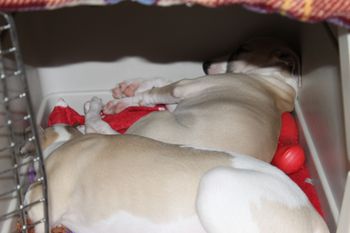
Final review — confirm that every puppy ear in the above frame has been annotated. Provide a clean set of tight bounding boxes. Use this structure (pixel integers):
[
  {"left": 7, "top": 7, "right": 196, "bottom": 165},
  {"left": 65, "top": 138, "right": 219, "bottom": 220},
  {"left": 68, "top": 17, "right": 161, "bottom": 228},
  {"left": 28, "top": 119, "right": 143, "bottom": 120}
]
[
  {"left": 272, "top": 49, "right": 299, "bottom": 70},
  {"left": 272, "top": 48, "right": 301, "bottom": 89},
  {"left": 203, "top": 54, "right": 231, "bottom": 75}
]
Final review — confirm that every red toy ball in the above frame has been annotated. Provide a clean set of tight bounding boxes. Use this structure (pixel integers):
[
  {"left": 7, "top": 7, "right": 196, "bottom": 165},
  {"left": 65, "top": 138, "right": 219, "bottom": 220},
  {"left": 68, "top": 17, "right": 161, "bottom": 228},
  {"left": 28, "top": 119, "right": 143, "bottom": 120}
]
[
  {"left": 272, "top": 112, "right": 306, "bottom": 174},
  {"left": 272, "top": 145, "right": 305, "bottom": 174}
]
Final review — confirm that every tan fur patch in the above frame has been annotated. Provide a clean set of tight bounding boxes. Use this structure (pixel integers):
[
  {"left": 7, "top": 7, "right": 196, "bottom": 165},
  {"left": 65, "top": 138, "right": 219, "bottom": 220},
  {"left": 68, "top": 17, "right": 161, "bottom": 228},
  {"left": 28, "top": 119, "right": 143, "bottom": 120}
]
[
  {"left": 45, "top": 134, "right": 232, "bottom": 224},
  {"left": 64, "top": 126, "right": 82, "bottom": 138},
  {"left": 41, "top": 128, "right": 59, "bottom": 150}
]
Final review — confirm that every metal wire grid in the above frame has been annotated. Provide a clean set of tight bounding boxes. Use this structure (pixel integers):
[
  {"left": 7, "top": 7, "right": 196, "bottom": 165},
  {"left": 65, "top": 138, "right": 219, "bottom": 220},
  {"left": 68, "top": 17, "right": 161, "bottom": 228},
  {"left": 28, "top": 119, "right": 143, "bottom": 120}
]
[{"left": 0, "top": 13, "right": 49, "bottom": 233}]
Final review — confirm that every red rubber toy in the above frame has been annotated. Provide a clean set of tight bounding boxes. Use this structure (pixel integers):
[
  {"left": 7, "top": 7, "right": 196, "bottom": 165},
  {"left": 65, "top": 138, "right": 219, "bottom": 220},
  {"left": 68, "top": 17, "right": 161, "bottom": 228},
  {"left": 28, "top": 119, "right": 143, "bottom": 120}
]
[{"left": 272, "top": 112, "right": 305, "bottom": 174}]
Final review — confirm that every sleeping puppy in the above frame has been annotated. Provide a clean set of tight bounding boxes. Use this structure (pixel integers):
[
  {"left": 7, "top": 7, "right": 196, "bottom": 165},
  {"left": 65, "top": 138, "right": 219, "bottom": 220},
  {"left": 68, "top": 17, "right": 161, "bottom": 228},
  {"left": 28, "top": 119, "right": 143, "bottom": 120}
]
[
  {"left": 25, "top": 123, "right": 329, "bottom": 233},
  {"left": 101, "top": 38, "right": 300, "bottom": 162}
]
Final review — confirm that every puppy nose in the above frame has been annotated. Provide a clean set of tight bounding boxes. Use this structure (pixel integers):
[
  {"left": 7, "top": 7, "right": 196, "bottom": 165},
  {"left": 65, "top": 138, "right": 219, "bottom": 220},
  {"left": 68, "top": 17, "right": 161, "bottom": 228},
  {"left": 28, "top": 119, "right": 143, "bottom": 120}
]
[{"left": 202, "top": 61, "right": 211, "bottom": 74}]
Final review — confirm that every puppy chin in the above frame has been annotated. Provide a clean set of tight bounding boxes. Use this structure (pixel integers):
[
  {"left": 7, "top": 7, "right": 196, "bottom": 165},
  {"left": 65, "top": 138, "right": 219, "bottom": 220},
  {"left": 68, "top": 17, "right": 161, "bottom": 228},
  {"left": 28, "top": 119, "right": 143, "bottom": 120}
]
[
  {"left": 203, "top": 54, "right": 232, "bottom": 75},
  {"left": 226, "top": 60, "right": 258, "bottom": 74},
  {"left": 206, "top": 62, "right": 228, "bottom": 75}
]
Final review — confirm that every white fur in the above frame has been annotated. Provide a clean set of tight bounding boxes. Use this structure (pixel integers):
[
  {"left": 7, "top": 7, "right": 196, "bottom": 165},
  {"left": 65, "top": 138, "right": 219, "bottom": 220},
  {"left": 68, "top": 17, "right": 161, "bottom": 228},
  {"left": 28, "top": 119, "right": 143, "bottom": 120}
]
[
  {"left": 61, "top": 211, "right": 206, "bottom": 233},
  {"left": 133, "top": 78, "right": 170, "bottom": 95},
  {"left": 196, "top": 159, "right": 312, "bottom": 233},
  {"left": 180, "top": 145, "right": 308, "bottom": 208},
  {"left": 230, "top": 155, "right": 309, "bottom": 208},
  {"left": 178, "top": 145, "right": 315, "bottom": 233},
  {"left": 197, "top": 167, "right": 261, "bottom": 233},
  {"left": 43, "top": 125, "right": 72, "bottom": 159},
  {"left": 55, "top": 98, "right": 68, "bottom": 107},
  {"left": 206, "top": 61, "right": 228, "bottom": 75},
  {"left": 84, "top": 97, "right": 118, "bottom": 135}
]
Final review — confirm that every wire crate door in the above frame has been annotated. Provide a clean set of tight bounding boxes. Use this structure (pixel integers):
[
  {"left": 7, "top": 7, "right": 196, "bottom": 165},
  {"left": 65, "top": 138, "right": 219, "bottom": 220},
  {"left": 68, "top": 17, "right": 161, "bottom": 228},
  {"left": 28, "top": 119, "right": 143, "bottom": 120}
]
[{"left": 0, "top": 12, "right": 49, "bottom": 233}]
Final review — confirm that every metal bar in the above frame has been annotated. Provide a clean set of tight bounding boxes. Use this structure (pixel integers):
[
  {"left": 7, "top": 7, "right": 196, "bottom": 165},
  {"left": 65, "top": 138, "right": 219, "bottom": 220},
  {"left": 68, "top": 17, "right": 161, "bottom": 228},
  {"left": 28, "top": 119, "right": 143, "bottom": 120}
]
[
  {"left": 22, "top": 218, "right": 47, "bottom": 233},
  {"left": 4, "top": 13, "right": 50, "bottom": 233},
  {"left": 0, "top": 115, "right": 31, "bottom": 130},
  {"left": 0, "top": 143, "right": 13, "bottom": 152},
  {"left": 0, "top": 173, "right": 42, "bottom": 199},
  {"left": 0, "top": 154, "right": 11, "bottom": 158},
  {"left": 0, "top": 24, "right": 10, "bottom": 31},
  {"left": 0, "top": 69, "right": 22, "bottom": 79},
  {"left": 0, "top": 12, "right": 49, "bottom": 233},
  {"left": 0, "top": 113, "right": 31, "bottom": 128},
  {"left": 0, "top": 198, "right": 45, "bottom": 222},
  {"left": 0, "top": 47, "right": 16, "bottom": 56},
  {"left": 0, "top": 156, "right": 36, "bottom": 176},
  {"left": 0, "top": 187, "right": 17, "bottom": 199},
  {"left": 338, "top": 28, "right": 350, "bottom": 162},
  {"left": 0, "top": 92, "right": 26, "bottom": 105}
]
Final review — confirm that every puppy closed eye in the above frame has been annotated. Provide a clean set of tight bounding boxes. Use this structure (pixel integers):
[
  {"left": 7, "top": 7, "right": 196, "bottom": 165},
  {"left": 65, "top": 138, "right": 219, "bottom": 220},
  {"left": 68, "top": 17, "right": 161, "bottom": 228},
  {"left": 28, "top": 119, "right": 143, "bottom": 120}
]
[
  {"left": 227, "top": 45, "right": 252, "bottom": 63},
  {"left": 272, "top": 49, "right": 296, "bottom": 67}
]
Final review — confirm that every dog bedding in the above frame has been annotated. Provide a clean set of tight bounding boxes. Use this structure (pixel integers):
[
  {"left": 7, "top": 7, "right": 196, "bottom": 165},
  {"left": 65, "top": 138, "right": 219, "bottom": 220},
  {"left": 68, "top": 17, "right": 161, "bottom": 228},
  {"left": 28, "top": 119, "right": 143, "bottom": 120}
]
[{"left": 0, "top": 0, "right": 349, "bottom": 29}]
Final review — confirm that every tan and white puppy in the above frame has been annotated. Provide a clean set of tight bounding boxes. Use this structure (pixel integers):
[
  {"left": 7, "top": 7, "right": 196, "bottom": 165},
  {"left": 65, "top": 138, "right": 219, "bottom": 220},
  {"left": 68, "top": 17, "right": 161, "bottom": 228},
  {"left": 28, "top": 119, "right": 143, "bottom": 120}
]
[
  {"left": 25, "top": 123, "right": 329, "bottom": 233},
  {"left": 101, "top": 38, "right": 300, "bottom": 163}
]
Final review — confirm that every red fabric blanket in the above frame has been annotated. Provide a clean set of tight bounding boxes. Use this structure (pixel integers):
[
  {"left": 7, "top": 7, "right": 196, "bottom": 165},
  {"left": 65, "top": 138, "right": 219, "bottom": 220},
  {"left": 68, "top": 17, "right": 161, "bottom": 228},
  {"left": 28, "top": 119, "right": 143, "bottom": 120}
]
[
  {"left": 0, "top": 0, "right": 349, "bottom": 29},
  {"left": 48, "top": 104, "right": 163, "bottom": 134},
  {"left": 48, "top": 100, "right": 323, "bottom": 215}
]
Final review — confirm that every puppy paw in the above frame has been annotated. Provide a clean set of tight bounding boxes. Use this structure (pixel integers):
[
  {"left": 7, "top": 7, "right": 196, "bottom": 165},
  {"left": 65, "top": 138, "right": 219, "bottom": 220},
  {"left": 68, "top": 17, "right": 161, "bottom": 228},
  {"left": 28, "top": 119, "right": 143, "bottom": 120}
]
[
  {"left": 103, "top": 99, "right": 130, "bottom": 114},
  {"left": 112, "top": 81, "right": 141, "bottom": 99},
  {"left": 84, "top": 96, "right": 103, "bottom": 115},
  {"left": 111, "top": 78, "right": 169, "bottom": 99}
]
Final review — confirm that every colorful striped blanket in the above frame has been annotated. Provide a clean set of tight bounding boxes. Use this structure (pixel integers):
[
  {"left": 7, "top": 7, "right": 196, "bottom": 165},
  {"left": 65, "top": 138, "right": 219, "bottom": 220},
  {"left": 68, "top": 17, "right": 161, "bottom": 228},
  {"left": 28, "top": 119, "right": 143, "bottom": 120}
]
[{"left": 0, "top": 0, "right": 349, "bottom": 28}]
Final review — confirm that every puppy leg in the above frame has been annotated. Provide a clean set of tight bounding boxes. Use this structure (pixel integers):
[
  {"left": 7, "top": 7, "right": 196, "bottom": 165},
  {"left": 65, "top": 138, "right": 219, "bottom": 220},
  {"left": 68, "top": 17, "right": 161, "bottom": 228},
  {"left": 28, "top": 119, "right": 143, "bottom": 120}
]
[
  {"left": 103, "top": 80, "right": 185, "bottom": 114},
  {"left": 197, "top": 167, "right": 260, "bottom": 233},
  {"left": 84, "top": 97, "right": 118, "bottom": 135},
  {"left": 112, "top": 78, "right": 170, "bottom": 99},
  {"left": 24, "top": 185, "right": 46, "bottom": 233},
  {"left": 103, "top": 77, "right": 215, "bottom": 114},
  {"left": 104, "top": 78, "right": 172, "bottom": 114},
  {"left": 196, "top": 163, "right": 329, "bottom": 233}
]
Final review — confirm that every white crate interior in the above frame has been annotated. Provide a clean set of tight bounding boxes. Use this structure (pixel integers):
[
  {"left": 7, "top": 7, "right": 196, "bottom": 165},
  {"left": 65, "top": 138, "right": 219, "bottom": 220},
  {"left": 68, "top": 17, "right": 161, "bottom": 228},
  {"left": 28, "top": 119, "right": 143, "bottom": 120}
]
[{"left": 0, "top": 2, "right": 348, "bottom": 232}]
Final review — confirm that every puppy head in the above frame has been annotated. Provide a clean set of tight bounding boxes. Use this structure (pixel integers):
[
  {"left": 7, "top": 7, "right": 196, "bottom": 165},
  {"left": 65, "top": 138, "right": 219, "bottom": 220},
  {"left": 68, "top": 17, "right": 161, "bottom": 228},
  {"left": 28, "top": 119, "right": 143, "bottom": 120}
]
[{"left": 204, "top": 38, "right": 301, "bottom": 91}]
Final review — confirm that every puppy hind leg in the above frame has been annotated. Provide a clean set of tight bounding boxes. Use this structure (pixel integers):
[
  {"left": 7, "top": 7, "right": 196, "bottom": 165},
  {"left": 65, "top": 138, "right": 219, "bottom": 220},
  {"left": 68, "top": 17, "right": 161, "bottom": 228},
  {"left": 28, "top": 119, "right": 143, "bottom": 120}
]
[
  {"left": 105, "top": 78, "right": 172, "bottom": 113},
  {"left": 196, "top": 165, "right": 328, "bottom": 233},
  {"left": 105, "top": 81, "right": 185, "bottom": 113},
  {"left": 84, "top": 97, "right": 118, "bottom": 135},
  {"left": 104, "top": 78, "right": 210, "bottom": 114},
  {"left": 112, "top": 78, "right": 171, "bottom": 98},
  {"left": 137, "top": 78, "right": 202, "bottom": 104},
  {"left": 24, "top": 186, "right": 47, "bottom": 233},
  {"left": 127, "top": 78, "right": 212, "bottom": 111},
  {"left": 135, "top": 78, "right": 171, "bottom": 94},
  {"left": 196, "top": 167, "right": 260, "bottom": 233},
  {"left": 112, "top": 81, "right": 140, "bottom": 98}
]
